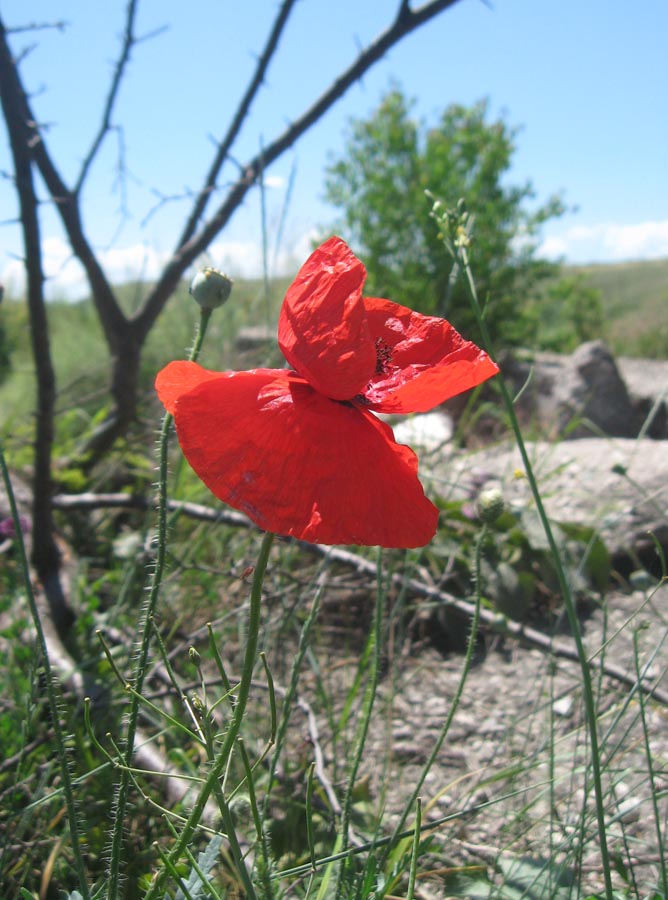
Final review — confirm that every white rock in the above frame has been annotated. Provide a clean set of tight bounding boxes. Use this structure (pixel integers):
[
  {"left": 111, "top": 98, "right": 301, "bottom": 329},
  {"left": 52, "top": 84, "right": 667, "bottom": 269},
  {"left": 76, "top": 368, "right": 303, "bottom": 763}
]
[
  {"left": 392, "top": 412, "right": 453, "bottom": 451},
  {"left": 552, "top": 695, "right": 575, "bottom": 718}
]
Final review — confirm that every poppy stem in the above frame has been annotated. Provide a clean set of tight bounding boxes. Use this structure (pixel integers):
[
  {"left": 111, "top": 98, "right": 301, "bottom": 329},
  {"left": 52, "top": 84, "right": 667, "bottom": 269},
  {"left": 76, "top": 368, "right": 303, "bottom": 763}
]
[
  {"left": 106, "top": 306, "right": 216, "bottom": 900},
  {"left": 144, "top": 530, "right": 274, "bottom": 900},
  {"left": 334, "top": 548, "right": 385, "bottom": 898},
  {"left": 189, "top": 307, "right": 213, "bottom": 363},
  {"left": 457, "top": 240, "right": 615, "bottom": 900},
  {"left": 380, "top": 529, "right": 485, "bottom": 867}
]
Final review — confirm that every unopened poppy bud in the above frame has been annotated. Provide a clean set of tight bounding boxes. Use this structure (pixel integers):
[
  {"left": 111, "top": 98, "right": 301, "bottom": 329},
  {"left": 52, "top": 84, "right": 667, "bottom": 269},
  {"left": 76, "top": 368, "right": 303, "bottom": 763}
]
[
  {"left": 189, "top": 647, "right": 201, "bottom": 668},
  {"left": 189, "top": 267, "right": 233, "bottom": 310},
  {"left": 477, "top": 487, "right": 505, "bottom": 524}
]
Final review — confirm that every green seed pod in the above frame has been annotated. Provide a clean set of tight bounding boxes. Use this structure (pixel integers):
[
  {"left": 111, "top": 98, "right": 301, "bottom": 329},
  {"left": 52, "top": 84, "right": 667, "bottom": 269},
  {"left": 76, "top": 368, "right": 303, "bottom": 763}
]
[
  {"left": 477, "top": 487, "right": 505, "bottom": 524},
  {"left": 189, "top": 267, "right": 233, "bottom": 310}
]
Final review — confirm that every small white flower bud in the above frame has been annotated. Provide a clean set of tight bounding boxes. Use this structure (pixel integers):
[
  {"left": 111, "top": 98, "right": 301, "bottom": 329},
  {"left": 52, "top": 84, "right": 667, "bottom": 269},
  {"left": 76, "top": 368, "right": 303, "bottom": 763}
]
[{"left": 189, "top": 267, "right": 233, "bottom": 310}]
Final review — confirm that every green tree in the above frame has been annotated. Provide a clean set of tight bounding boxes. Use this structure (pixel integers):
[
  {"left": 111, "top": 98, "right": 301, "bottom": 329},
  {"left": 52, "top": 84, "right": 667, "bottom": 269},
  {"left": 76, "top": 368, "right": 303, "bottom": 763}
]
[
  {"left": 537, "top": 275, "right": 605, "bottom": 352},
  {"left": 324, "top": 89, "right": 565, "bottom": 348}
]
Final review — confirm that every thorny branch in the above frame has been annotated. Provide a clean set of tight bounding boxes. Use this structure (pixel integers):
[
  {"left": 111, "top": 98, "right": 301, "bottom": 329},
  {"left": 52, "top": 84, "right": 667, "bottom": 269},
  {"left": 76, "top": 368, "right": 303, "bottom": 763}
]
[
  {"left": 76, "top": 0, "right": 140, "bottom": 192},
  {"left": 5, "top": 20, "right": 67, "bottom": 35},
  {"left": 1, "top": 0, "right": 464, "bottom": 459},
  {"left": 52, "top": 490, "right": 668, "bottom": 706},
  {"left": 176, "top": 0, "right": 300, "bottom": 248},
  {"left": 134, "top": 0, "right": 464, "bottom": 341},
  {"left": 0, "top": 26, "right": 67, "bottom": 628}
]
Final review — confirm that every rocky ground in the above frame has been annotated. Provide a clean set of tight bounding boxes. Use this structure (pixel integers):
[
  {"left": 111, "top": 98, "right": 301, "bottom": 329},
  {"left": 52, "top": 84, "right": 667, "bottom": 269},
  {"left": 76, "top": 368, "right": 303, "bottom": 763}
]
[
  {"left": 356, "top": 580, "right": 668, "bottom": 897},
  {"left": 355, "top": 363, "right": 668, "bottom": 896}
]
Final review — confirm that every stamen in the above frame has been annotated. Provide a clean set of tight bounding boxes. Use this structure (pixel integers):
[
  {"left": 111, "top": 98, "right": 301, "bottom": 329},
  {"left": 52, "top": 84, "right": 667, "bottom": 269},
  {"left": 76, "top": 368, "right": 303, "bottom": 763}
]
[{"left": 375, "top": 337, "right": 393, "bottom": 375}]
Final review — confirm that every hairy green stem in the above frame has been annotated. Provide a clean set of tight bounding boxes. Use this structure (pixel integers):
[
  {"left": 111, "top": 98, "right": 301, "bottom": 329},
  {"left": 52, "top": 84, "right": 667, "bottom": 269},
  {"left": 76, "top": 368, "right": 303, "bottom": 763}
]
[
  {"left": 144, "top": 529, "right": 274, "bottom": 900},
  {"left": 256, "top": 573, "right": 326, "bottom": 899},
  {"left": 633, "top": 630, "right": 667, "bottom": 898},
  {"left": 106, "top": 308, "right": 212, "bottom": 900},
  {"left": 458, "top": 243, "right": 614, "bottom": 899},
  {"left": 198, "top": 692, "right": 258, "bottom": 900},
  {"left": 406, "top": 798, "right": 422, "bottom": 900},
  {"left": 1, "top": 448, "right": 91, "bottom": 899},
  {"left": 334, "top": 550, "right": 385, "bottom": 900},
  {"left": 381, "top": 524, "right": 486, "bottom": 865}
]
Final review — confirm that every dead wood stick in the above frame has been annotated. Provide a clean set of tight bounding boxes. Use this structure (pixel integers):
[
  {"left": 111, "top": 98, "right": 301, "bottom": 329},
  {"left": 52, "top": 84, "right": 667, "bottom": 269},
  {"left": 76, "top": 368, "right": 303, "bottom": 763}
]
[{"left": 52, "top": 491, "right": 668, "bottom": 705}]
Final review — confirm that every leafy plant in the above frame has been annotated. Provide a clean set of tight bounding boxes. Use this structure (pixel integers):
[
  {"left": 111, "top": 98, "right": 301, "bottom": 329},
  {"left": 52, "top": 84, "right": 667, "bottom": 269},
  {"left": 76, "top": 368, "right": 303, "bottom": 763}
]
[{"left": 323, "top": 89, "right": 565, "bottom": 348}]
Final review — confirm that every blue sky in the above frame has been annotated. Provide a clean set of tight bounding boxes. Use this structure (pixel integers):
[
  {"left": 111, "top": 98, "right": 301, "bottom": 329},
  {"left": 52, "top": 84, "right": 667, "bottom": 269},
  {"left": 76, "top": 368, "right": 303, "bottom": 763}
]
[{"left": 1, "top": 0, "right": 667, "bottom": 297}]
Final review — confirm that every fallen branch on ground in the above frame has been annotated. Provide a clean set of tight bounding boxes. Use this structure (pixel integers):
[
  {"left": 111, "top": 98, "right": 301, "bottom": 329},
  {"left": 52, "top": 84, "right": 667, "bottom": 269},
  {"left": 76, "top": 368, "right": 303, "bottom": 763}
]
[{"left": 53, "top": 491, "right": 668, "bottom": 705}]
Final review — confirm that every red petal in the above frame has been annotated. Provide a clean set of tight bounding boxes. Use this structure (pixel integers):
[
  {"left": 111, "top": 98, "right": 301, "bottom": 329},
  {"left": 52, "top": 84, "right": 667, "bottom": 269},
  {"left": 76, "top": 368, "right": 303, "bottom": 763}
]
[
  {"left": 155, "top": 360, "right": 224, "bottom": 414},
  {"left": 278, "top": 237, "right": 376, "bottom": 401},
  {"left": 171, "top": 369, "right": 438, "bottom": 548},
  {"left": 361, "top": 297, "right": 499, "bottom": 413}
]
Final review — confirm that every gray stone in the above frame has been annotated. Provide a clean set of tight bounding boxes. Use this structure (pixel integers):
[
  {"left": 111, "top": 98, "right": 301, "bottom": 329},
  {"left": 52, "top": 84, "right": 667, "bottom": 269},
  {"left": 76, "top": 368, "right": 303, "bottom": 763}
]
[
  {"left": 502, "top": 341, "right": 637, "bottom": 439},
  {"left": 617, "top": 355, "right": 668, "bottom": 438},
  {"left": 433, "top": 437, "right": 668, "bottom": 565},
  {"left": 551, "top": 340, "right": 637, "bottom": 438}
]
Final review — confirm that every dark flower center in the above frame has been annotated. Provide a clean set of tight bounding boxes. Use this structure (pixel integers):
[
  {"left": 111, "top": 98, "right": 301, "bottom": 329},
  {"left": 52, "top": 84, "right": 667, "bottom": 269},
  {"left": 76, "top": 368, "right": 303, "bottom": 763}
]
[{"left": 375, "top": 337, "right": 393, "bottom": 375}]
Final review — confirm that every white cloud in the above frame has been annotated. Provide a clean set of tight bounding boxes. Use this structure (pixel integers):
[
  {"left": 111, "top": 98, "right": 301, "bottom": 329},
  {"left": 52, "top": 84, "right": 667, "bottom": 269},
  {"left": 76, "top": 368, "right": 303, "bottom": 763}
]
[
  {"left": 0, "top": 237, "right": 87, "bottom": 300},
  {"left": 99, "top": 244, "right": 171, "bottom": 283},
  {"left": 13, "top": 218, "right": 667, "bottom": 301},
  {"left": 1, "top": 231, "right": 319, "bottom": 300},
  {"left": 207, "top": 230, "right": 318, "bottom": 280},
  {"left": 535, "top": 235, "right": 569, "bottom": 259},
  {"left": 262, "top": 175, "right": 285, "bottom": 190},
  {"left": 539, "top": 219, "right": 668, "bottom": 264},
  {"left": 1, "top": 237, "right": 172, "bottom": 300},
  {"left": 603, "top": 221, "right": 668, "bottom": 259},
  {"left": 0, "top": 257, "right": 26, "bottom": 298}
]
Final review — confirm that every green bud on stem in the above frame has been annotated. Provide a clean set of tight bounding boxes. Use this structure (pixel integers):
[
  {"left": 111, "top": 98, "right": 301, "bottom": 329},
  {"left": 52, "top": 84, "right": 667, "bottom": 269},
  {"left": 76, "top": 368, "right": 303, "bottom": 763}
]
[
  {"left": 189, "top": 267, "right": 233, "bottom": 310},
  {"left": 477, "top": 487, "right": 505, "bottom": 524}
]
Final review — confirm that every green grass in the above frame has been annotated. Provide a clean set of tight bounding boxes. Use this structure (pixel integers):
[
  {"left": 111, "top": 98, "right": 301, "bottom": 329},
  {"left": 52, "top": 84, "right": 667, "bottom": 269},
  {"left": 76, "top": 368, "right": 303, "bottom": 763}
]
[
  {"left": 566, "top": 257, "right": 668, "bottom": 357},
  {"left": 0, "top": 275, "right": 291, "bottom": 444}
]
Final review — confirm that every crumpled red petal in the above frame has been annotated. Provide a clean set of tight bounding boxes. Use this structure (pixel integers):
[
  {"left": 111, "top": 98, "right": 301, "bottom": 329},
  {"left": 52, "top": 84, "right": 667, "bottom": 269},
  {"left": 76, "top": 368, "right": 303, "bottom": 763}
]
[
  {"left": 278, "top": 236, "right": 376, "bottom": 401},
  {"left": 360, "top": 297, "right": 499, "bottom": 413},
  {"left": 167, "top": 368, "right": 439, "bottom": 548},
  {"left": 155, "top": 360, "right": 229, "bottom": 414}
]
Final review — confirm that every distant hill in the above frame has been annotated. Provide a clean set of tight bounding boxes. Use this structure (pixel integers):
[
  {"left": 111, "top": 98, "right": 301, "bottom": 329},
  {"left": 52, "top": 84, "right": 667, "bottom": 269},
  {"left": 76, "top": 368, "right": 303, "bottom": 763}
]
[{"left": 565, "top": 257, "right": 668, "bottom": 358}]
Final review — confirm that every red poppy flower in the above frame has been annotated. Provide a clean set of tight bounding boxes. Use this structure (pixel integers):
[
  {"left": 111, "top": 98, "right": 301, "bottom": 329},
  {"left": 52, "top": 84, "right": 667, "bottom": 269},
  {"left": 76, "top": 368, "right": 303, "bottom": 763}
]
[{"left": 156, "top": 237, "right": 498, "bottom": 548}]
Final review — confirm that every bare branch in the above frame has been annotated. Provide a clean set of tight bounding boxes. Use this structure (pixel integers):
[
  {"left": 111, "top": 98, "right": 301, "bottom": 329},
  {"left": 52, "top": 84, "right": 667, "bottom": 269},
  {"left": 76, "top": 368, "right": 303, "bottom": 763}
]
[
  {"left": 52, "top": 490, "right": 251, "bottom": 529},
  {"left": 51, "top": 490, "right": 668, "bottom": 706},
  {"left": 0, "top": 17, "right": 127, "bottom": 343},
  {"left": 140, "top": 186, "right": 200, "bottom": 228},
  {"left": 135, "top": 0, "right": 463, "bottom": 338},
  {"left": 5, "top": 20, "right": 67, "bottom": 35},
  {"left": 75, "top": 0, "right": 140, "bottom": 193},
  {"left": 0, "top": 21, "right": 65, "bottom": 618},
  {"left": 396, "top": 0, "right": 412, "bottom": 24},
  {"left": 176, "top": 0, "right": 299, "bottom": 249},
  {"left": 3, "top": 0, "right": 465, "bottom": 454}
]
